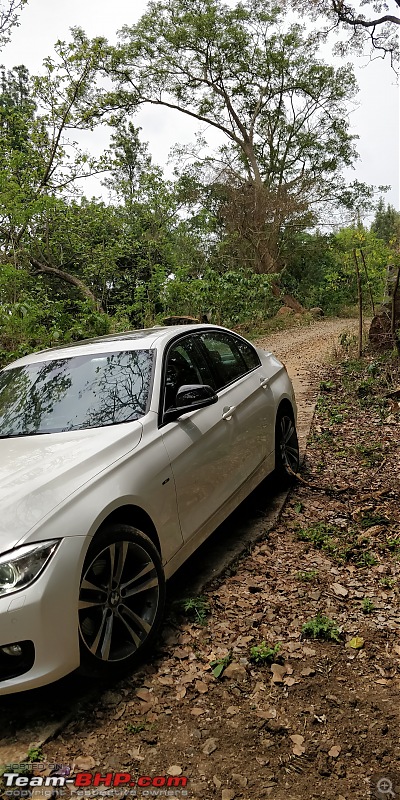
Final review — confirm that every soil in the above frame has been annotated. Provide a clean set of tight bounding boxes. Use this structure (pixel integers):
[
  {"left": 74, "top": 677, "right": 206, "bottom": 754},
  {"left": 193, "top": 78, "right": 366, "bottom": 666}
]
[
  {"left": 3, "top": 318, "right": 400, "bottom": 800},
  {"left": 254, "top": 317, "right": 360, "bottom": 456}
]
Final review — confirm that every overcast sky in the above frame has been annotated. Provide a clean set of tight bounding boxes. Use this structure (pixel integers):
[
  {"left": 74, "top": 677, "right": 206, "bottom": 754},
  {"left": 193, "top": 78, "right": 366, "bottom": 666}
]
[{"left": 2, "top": 0, "right": 399, "bottom": 214}]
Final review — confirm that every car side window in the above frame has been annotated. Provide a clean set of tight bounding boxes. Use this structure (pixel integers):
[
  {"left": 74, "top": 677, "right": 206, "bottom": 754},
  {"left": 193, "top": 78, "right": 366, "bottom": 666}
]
[
  {"left": 199, "top": 331, "right": 260, "bottom": 390},
  {"left": 235, "top": 338, "right": 261, "bottom": 371},
  {"left": 163, "top": 336, "right": 214, "bottom": 413}
]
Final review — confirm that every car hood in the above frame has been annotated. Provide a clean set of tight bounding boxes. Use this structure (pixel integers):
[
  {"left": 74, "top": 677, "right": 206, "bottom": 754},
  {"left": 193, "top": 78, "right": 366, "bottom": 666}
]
[{"left": 0, "top": 423, "right": 143, "bottom": 552}]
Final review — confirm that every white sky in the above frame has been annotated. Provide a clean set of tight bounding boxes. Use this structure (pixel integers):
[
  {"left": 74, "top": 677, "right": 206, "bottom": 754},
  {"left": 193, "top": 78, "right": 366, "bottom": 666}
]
[{"left": 2, "top": 0, "right": 399, "bottom": 214}]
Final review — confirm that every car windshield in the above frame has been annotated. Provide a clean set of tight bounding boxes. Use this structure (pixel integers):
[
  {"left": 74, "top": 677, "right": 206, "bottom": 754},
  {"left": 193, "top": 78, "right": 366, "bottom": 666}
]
[{"left": 0, "top": 349, "right": 154, "bottom": 437}]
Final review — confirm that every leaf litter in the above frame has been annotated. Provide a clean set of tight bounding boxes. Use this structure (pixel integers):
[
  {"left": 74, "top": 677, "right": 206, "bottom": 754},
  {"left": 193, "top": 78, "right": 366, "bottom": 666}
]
[{"left": 38, "top": 338, "right": 400, "bottom": 800}]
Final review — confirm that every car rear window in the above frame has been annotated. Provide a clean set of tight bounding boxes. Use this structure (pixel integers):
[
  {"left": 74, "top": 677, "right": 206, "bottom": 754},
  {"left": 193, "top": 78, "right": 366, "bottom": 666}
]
[{"left": 0, "top": 350, "right": 154, "bottom": 437}]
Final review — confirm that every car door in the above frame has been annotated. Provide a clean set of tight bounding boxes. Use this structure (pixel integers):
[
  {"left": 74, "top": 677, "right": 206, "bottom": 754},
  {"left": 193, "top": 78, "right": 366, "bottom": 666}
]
[
  {"left": 160, "top": 331, "right": 274, "bottom": 543},
  {"left": 197, "top": 330, "right": 275, "bottom": 490},
  {"left": 160, "top": 333, "right": 241, "bottom": 542}
]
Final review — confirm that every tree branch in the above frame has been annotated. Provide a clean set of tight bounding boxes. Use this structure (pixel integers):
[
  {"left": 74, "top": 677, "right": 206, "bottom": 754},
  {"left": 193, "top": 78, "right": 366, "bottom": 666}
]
[{"left": 30, "top": 258, "right": 103, "bottom": 311}]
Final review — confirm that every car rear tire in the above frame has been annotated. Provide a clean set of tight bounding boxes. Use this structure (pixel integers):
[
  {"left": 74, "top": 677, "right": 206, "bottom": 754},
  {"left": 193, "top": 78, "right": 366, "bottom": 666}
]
[
  {"left": 275, "top": 408, "right": 299, "bottom": 485},
  {"left": 78, "top": 524, "right": 165, "bottom": 678}
]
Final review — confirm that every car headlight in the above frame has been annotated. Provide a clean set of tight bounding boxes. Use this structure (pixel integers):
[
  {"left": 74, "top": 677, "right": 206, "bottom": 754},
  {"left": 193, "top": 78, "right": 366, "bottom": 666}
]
[{"left": 0, "top": 541, "right": 60, "bottom": 597}]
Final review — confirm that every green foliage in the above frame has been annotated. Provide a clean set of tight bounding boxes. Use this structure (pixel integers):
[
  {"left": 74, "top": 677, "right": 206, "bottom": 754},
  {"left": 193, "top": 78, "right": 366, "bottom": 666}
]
[
  {"left": 297, "top": 522, "right": 340, "bottom": 554},
  {"left": 249, "top": 641, "right": 281, "bottom": 664},
  {"left": 371, "top": 199, "right": 400, "bottom": 247},
  {"left": 126, "top": 723, "right": 146, "bottom": 734},
  {"left": 380, "top": 577, "right": 395, "bottom": 588},
  {"left": 0, "top": 6, "right": 393, "bottom": 348},
  {"left": 385, "top": 536, "right": 400, "bottom": 554},
  {"left": 357, "top": 551, "right": 378, "bottom": 567},
  {"left": 324, "top": 226, "right": 390, "bottom": 312},
  {"left": 296, "top": 569, "right": 319, "bottom": 582},
  {"left": 0, "top": 1, "right": 28, "bottom": 49},
  {"left": 94, "top": 0, "right": 365, "bottom": 276},
  {"left": 210, "top": 653, "right": 232, "bottom": 678},
  {"left": 296, "top": 521, "right": 378, "bottom": 567},
  {"left": 162, "top": 267, "right": 276, "bottom": 325},
  {"left": 362, "top": 597, "right": 375, "bottom": 613},
  {"left": 0, "top": 265, "right": 110, "bottom": 366},
  {"left": 355, "top": 443, "right": 384, "bottom": 467},
  {"left": 320, "top": 380, "right": 334, "bottom": 392},
  {"left": 176, "top": 596, "right": 210, "bottom": 624},
  {"left": 26, "top": 747, "right": 44, "bottom": 763},
  {"left": 301, "top": 613, "right": 341, "bottom": 642}
]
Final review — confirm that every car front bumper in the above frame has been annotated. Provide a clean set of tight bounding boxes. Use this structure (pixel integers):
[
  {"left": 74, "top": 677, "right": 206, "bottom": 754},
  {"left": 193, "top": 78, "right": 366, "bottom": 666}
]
[{"left": 0, "top": 536, "right": 86, "bottom": 694}]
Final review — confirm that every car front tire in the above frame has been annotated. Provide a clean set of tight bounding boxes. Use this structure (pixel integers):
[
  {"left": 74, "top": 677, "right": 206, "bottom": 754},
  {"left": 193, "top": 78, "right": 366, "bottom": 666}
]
[{"left": 78, "top": 524, "right": 165, "bottom": 678}]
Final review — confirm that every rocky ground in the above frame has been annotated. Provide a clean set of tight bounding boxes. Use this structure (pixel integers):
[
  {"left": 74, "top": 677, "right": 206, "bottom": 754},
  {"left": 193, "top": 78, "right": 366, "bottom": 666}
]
[{"left": 2, "top": 318, "right": 400, "bottom": 800}]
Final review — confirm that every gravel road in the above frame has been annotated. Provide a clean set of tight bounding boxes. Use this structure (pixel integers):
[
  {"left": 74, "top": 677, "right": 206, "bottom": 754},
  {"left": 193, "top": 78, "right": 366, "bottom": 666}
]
[{"left": 255, "top": 316, "right": 359, "bottom": 455}]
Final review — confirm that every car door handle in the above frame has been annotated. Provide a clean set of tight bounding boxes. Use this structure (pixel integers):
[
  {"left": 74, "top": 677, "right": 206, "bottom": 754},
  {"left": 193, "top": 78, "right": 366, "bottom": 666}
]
[
  {"left": 222, "top": 405, "right": 236, "bottom": 420},
  {"left": 260, "top": 376, "right": 270, "bottom": 388}
]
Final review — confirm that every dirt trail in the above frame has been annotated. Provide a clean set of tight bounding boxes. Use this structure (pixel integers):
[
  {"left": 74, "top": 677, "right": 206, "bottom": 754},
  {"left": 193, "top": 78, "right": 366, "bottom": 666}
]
[{"left": 255, "top": 317, "right": 359, "bottom": 455}]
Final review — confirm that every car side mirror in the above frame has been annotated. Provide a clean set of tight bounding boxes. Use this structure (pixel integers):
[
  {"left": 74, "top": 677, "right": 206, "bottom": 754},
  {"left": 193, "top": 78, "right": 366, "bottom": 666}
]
[
  {"left": 176, "top": 384, "right": 218, "bottom": 412},
  {"left": 164, "top": 384, "right": 218, "bottom": 422}
]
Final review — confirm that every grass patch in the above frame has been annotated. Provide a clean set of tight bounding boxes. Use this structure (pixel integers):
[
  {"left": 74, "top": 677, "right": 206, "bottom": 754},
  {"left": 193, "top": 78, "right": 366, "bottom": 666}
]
[
  {"left": 296, "top": 522, "right": 379, "bottom": 567},
  {"left": 380, "top": 577, "right": 396, "bottom": 588},
  {"left": 26, "top": 747, "right": 44, "bottom": 763},
  {"left": 355, "top": 444, "right": 384, "bottom": 467}
]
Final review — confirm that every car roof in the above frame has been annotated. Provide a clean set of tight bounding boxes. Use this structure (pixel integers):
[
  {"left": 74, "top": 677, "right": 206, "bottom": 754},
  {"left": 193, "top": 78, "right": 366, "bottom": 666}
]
[{"left": 2, "top": 325, "right": 234, "bottom": 369}]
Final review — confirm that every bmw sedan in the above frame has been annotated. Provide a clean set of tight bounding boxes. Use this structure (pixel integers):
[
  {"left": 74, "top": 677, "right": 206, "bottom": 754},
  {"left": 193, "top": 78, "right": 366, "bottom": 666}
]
[{"left": 0, "top": 324, "right": 299, "bottom": 693}]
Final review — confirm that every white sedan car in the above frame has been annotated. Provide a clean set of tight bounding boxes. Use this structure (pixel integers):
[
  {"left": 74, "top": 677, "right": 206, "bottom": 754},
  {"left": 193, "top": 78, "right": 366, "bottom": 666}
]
[{"left": 0, "top": 324, "right": 298, "bottom": 693}]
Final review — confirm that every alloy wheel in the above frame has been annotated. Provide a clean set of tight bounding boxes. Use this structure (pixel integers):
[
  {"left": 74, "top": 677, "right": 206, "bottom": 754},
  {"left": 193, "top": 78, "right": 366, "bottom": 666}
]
[{"left": 79, "top": 537, "right": 161, "bottom": 664}]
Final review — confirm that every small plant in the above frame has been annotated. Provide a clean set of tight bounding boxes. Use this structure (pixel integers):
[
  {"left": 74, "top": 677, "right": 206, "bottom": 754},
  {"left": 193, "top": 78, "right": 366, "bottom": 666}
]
[
  {"left": 27, "top": 747, "right": 44, "bottom": 763},
  {"left": 356, "top": 378, "right": 374, "bottom": 398},
  {"left": 126, "top": 723, "right": 146, "bottom": 734},
  {"left": 176, "top": 595, "right": 210, "bottom": 624},
  {"left": 362, "top": 597, "right": 375, "bottom": 614},
  {"left": 380, "top": 576, "right": 395, "bottom": 588},
  {"left": 210, "top": 653, "right": 232, "bottom": 678},
  {"left": 297, "top": 523, "right": 340, "bottom": 556},
  {"left": 250, "top": 641, "right": 281, "bottom": 664},
  {"left": 301, "top": 613, "right": 341, "bottom": 642},
  {"left": 356, "top": 444, "right": 384, "bottom": 467},
  {"left": 296, "top": 569, "right": 319, "bottom": 582},
  {"left": 328, "top": 408, "right": 344, "bottom": 424},
  {"left": 339, "top": 341, "right": 361, "bottom": 360},
  {"left": 311, "top": 428, "right": 334, "bottom": 444},
  {"left": 359, "top": 511, "right": 388, "bottom": 528},
  {"left": 319, "top": 380, "right": 334, "bottom": 392},
  {"left": 357, "top": 551, "right": 378, "bottom": 568},
  {"left": 294, "top": 502, "right": 303, "bottom": 513},
  {"left": 386, "top": 536, "right": 400, "bottom": 553}
]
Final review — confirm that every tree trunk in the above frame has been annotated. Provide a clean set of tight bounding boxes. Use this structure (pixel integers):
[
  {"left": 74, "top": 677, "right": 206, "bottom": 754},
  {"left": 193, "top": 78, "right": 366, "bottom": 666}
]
[
  {"left": 271, "top": 282, "right": 305, "bottom": 313},
  {"left": 31, "top": 258, "right": 104, "bottom": 312}
]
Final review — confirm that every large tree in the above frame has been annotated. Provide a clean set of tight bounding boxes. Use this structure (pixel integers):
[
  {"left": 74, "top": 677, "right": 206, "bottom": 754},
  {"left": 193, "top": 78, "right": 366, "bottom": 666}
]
[
  {"left": 371, "top": 198, "right": 400, "bottom": 245},
  {"left": 0, "top": 33, "right": 110, "bottom": 307},
  {"left": 97, "top": 0, "right": 364, "bottom": 294}
]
